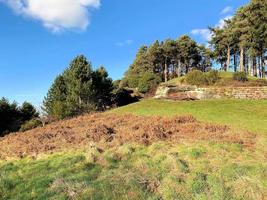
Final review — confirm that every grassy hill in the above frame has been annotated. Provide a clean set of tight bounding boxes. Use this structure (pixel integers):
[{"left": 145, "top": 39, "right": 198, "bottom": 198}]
[
  {"left": 0, "top": 99, "right": 267, "bottom": 200},
  {"left": 110, "top": 99, "right": 267, "bottom": 134}
]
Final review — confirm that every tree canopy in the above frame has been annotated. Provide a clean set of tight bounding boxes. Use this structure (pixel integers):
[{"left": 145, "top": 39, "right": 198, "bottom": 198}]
[
  {"left": 43, "top": 55, "right": 113, "bottom": 119},
  {"left": 121, "top": 0, "right": 266, "bottom": 93},
  {"left": 0, "top": 98, "right": 39, "bottom": 136},
  {"left": 210, "top": 0, "right": 267, "bottom": 77},
  {"left": 122, "top": 35, "right": 212, "bottom": 92}
]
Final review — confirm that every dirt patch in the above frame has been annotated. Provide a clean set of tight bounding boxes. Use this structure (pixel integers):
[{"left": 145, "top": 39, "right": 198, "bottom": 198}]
[{"left": 0, "top": 114, "right": 255, "bottom": 159}]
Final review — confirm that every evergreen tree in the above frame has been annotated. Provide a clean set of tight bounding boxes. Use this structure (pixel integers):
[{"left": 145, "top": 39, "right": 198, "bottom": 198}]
[
  {"left": 92, "top": 66, "right": 113, "bottom": 110},
  {"left": 20, "top": 102, "right": 39, "bottom": 122},
  {"left": 210, "top": 0, "right": 267, "bottom": 76},
  {"left": 0, "top": 98, "right": 38, "bottom": 136},
  {"left": 162, "top": 39, "right": 178, "bottom": 81},
  {"left": 43, "top": 55, "right": 114, "bottom": 119},
  {"left": 147, "top": 40, "right": 164, "bottom": 77},
  {"left": 64, "top": 55, "right": 94, "bottom": 113},
  {"left": 43, "top": 75, "right": 68, "bottom": 119},
  {"left": 176, "top": 35, "right": 200, "bottom": 73}
]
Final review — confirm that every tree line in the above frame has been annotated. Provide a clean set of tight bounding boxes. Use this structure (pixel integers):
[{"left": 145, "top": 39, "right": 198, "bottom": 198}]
[
  {"left": 210, "top": 0, "right": 267, "bottom": 77},
  {"left": 43, "top": 54, "right": 141, "bottom": 120},
  {"left": 121, "top": 0, "right": 266, "bottom": 93},
  {"left": 122, "top": 35, "right": 212, "bottom": 92},
  {"left": 1, "top": 55, "right": 140, "bottom": 136},
  {"left": 0, "top": 98, "right": 39, "bottom": 136}
]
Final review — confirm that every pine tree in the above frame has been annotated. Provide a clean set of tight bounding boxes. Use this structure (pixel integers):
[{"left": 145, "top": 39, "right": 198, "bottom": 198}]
[
  {"left": 176, "top": 35, "right": 200, "bottom": 73},
  {"left": 147, "top": 40, "right": 164, "bottom": 77},
  {"left": 44, "top": 55, "right": 114, "bottom": 119},
  {"left": 20, "top": 102, "right": 39, "bottom": 122},
  {"left": 162, "top": 39, "right": 178, "bottom": 81},
  {"left": 92, "top": 66, "right": 113, "bottom": 110},
  {"left": 63, "top": 55, "right": 94, "bottom": 113},
  {"left": 43, "top": 75, "right": 68, "bottom": 119}
]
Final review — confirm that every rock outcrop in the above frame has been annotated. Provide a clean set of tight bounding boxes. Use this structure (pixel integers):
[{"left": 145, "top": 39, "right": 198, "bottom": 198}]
[{"left": 154, "top": 84, "right": 267, "bottom": 100}]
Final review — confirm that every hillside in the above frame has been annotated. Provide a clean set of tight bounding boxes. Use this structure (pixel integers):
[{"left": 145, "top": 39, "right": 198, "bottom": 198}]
[
  {"left": 1, "top": 99, "right": 267, "bottom": 199},
  {"left": 111, "top": 99, "right": 267, "bottom": 133}
]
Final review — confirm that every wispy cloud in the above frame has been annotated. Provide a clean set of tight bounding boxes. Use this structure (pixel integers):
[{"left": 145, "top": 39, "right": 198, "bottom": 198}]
[
  {"left": 116, "top": 40, "right": 134, "bottom": 47},
  {"left": 191, "top": 29, "right": 211, "bottom": 41},
  {"left": 0, "top": 0, "right": 101, "bottom": 33},
  {"left": 191, "top": 15, "right": 232, "bottom": 42},
  {"left": 216, "top": 15, "right": 233, "bottom": 29},
  {"left": 220, "top": 6, "right": 233, "bottom": 15}
]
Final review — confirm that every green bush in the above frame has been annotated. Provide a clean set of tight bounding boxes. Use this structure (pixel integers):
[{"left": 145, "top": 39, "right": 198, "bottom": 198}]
[
  {"left": 138, "top": 72, "right": 162, "bottom": 93},
  {"left": 205, "top": 70, "right": 220, "bottom": 85},
  {"left": 186, "top": 70, "right": 220, "bottom": 86},
  {"left": 180, "top": 76, "right": 186, "bottom": 84},
  {"left": 20, "top": 119, "right": 42, "bottom": 132},
  {"left": 185, "top": 70, "right": 207, "bottom": 86},
  {"left": 233, "top": 72, "right": 248, "bottom": 82},
  {"left": 125, "top": 76, "right": 139, "bottom": 88},
  {"left": 51, "top": 101, "right": 70, "bottom": 120}
]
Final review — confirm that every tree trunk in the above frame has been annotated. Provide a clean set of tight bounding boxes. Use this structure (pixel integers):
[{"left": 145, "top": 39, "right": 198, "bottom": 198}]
[
  {"left": 259, "top": 55, "right": 263, "bottom": 78},
  {"left": 177, "top": 60, "right": 181, "bottom": 77},
  {"left": 234, "top": 54, "right": 237, "bottom": 72},
  {"left": 227, "top": 46, "right": 231, "bottom": 71},
  {"left": 239, "top": 47, "right": 244, "bottom": 71},
  {"left": 257, "top": 56, "right": 261, "bottom": 78},
  {"left": 248, "top": 57, "right": 252, "bottom": 76},
  {"left": 253, "top": 57, "right": 257, "bottom": 77},
  {"left": 78, "top": 96, "right": 82, "bottom": 108},
  {"left": 261, "top": 54, "right": 265, "bottom": 78},
  {"left": 164, "top": 58, "right": 168, "bottom": 82}
]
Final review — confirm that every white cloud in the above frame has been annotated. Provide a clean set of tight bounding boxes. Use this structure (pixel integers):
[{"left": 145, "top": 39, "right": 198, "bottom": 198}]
[
  {"left": 191, "top": 29, "right": 211, "bottom": 41},
  {"left": 220, "top": 6, "right": 233, "bottom": 15},
  {"left": 116, "top": 40, "right": 133, "bottom": 47},
  {"left": 1, "top": 0, "right": 101, "bottom": 32},
  {"left": 216, "top": 15, "right": 233, "bottom": 29},
  {"left": 191, "top": 15, "right": 232, "bottom": 42}
]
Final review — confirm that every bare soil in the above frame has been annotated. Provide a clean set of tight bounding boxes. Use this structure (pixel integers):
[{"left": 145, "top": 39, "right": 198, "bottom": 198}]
[{"left": 0, "top": 114, "right": 255, "bottom": 159}]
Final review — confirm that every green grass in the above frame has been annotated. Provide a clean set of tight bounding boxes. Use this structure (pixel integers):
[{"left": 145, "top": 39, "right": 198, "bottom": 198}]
[
  {"left": 1, "top": 98, "right": 267, "bottom": 199},
  {"left": 1, "top": 142, "right": 266, "bottom": 200},
  {"left": 110, "top": 99, "right": 267, "bottom": 134}
]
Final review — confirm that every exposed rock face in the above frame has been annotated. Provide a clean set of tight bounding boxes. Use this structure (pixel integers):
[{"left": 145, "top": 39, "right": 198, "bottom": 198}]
[{"left": 154, "top": 85, "right": 267, "bottom": 100}]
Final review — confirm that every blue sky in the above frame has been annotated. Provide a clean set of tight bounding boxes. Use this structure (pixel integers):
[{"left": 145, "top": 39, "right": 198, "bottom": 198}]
[{"left": 0, "top": 0, "right": 249, "bottom": 107}]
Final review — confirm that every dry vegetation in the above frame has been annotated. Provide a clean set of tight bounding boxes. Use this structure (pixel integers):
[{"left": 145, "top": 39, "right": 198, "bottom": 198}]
[{"left": 0, "top": 113, "right": 255, "bottom": 160}]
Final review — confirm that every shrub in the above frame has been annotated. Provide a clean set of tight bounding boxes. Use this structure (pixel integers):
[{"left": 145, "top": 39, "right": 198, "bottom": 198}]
[
  {"left": 112, "top": 88, "right": 140, "bottom": 107},
  {"left": 233, "top": 72, "right": 248, "bottom": 82},
  {"left": 125, "top": 76, "right": 139, "bottom": 88},
  {"left": 112, "top": 80, "right": 121, "bottom": 90},
  {"left": 185, "top": 70, "right": 206, "bottom": 86},
  {"left": 185, "top": 70, "right": 221, "bottom": 86},
  {"left": 138, "top": 72, "right": 162, "bottom": 93},
  {"left": 20, "top": 119, "right": 42, "bottom": 132},
  {"left": 205, "top": 70, "right": 220, "bottom": 85},
  {"left": 180, "top": 76, "right": 186, "bottom": 84}
]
